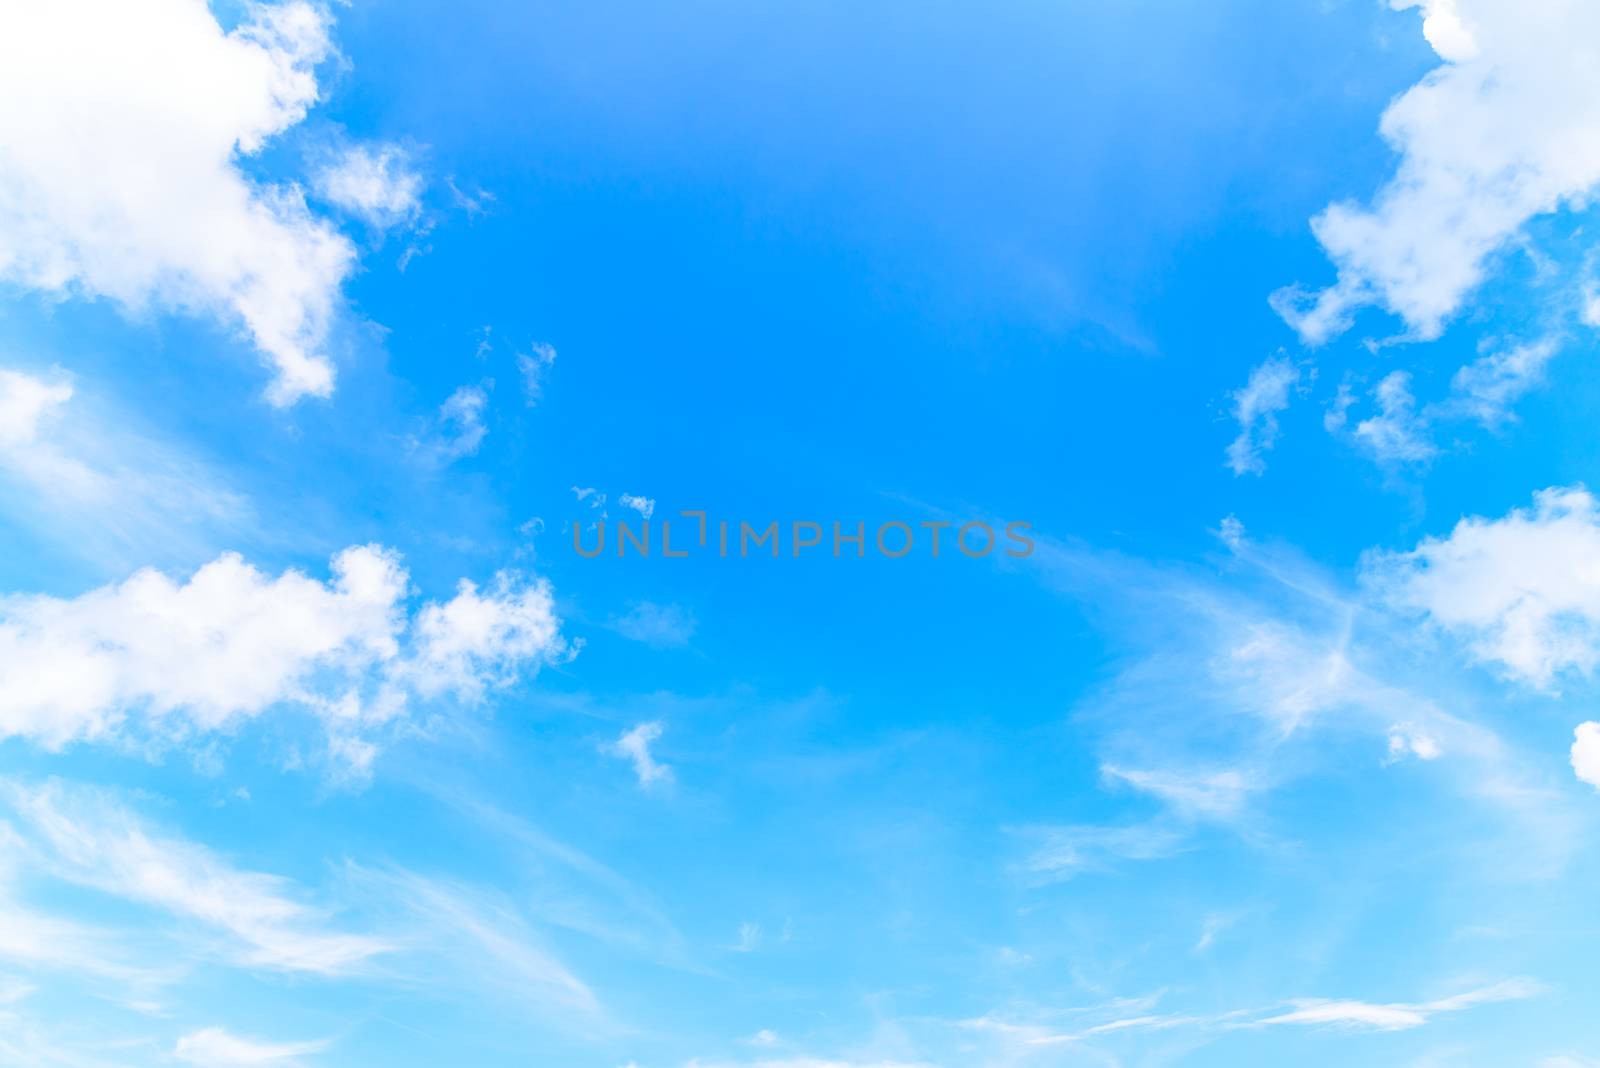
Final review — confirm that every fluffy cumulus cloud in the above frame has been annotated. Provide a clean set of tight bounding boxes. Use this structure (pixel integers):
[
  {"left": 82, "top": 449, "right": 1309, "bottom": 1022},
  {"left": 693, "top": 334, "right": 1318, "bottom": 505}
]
[
  {"left": 1365, "top": 486, "right": 1600, "bottom": 687},
  {"left": 0, "top": 0, "right": 356, "bottom": 403},
  {"left": 1275, "top": 0, "right": 1600, "bottom": 343},
  {"left": 0, "top": 367, "right": 73, "bottom": 448},
  {"left": 1387, "top": 723, "right": 1443, "bottom": 762},
  {"left": 1572, "top": 721, "right": 1600, "bottom": 788},
  {"left": 314, "top": 142, "right": 423, "bottom": 229},
  {"left": 1225, "top": 356, "right": 1299, "bottom": 475},
  {"left": 0, "top": 545, "right": 403, "bottom": 746},
  {"left": 0, "top": 545, "right": 569, "bottom": 769},
  {"left": 605, "top": 721, "right": 672, "bottom": 787},
  {"left": 406, "top": 572, "right": 567, "bottom": 701}
]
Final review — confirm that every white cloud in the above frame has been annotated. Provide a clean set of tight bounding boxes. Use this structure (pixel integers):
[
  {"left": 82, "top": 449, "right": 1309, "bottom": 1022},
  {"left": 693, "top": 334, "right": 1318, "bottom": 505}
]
[
  {"left": 314, "top": 142, "right": 422, "bottom": 229},
  {"left": 1405, "top": 0, "right": 1480, "bottom": 61},
  {"left": 1365, "top": 486, "right": 1600, "bottom": 687},
  {"left": 1217, "top": 514, "right": 1246, "bottom": 552},
  {"left": 1350, "top": 371, "right": 1435, "bottom": 466},
  {"left": 0, "top": 364, "right": 251, "bottom": 566},
  {"left": 517, "top": 343, "right": 557, "bottom": 406},
  {"left": 1101, "top": 765, "right": 1259, "bottom": 821},
  {"left": 688, "top": 1061, "right": 930, "bottom": 1068},
  {"left": 618, "top": 493, "right": 655, "bottom": 519},
  {"left": 1256, "top": 978, "right": 1540, "bottom": 1031},
  {"left": 1324, "top": 381, "right": 1357, "bottom": 433},
  {"left": 421, "top": 382, "right": 492, "bottom": 463},
  {"left": 1446, "top": 337, "right": 1561, "bottom": 427},
  {"left": 1031, "top": 530, "right": 1583, "bottom": 877},
  {"left": 1225, "top": 356, "right": 1299, "bottom": 476},
  {"left": 435, "top": 795, "right": 695, "bottom": 969},
  {"left": 613, "top": 601, "right": 695, "bottom": 649},
  {"left": 0, "top": 545, "right": 568, "bottom": 768},
  {"left": 1324, "top": 342, "right": 1556, "bottom": 469},
  {"left": 0, "top": 367, "right": 72, "bottom": 448},
  {"left": 1257, "top": 1000, "right": 1428, "bottom": 1030},
  {"left": 446, "top": 177, "right": 495, "bottom": 219},
  {"left": 733, "top": 921, "right": 761, "bottom": 953},
  {"left": 605, "top": 721, "right": 672, "bottom": 788},
  {"left": 1021, "top": 1012, "right": 1197, "bottom": 1046},
  {"left": 1193, "top": 912, "right": 1237, "bottom": 953},
  {"left": 1016, "top": 822, "right": 1187, "bottom": 882},
  {"left": 1220, "top": 618, "right": 1362, "bottom": 736},
  {"left": 0, "top": 0, "right": 358, "bottom": 404},
  {"left": 0, "top": 895, "right": 162, "bottom": 987},
  {"left": 961, "top": 980, "right": 1535, "bottom": 1055},
  {"left": 356, "top": 867, "right": 600, "bottom": 1020},
  {"left": 2, "top": 778, "right": 389, "bottom": 975},
  {"left": 0, "top": 545, "right": 402, "bottom": 747},
  {"left": 174, "top": 1028, "right": 329, "bottom": 1066},
  {"left": 1, "top": 782, "right": 607, "bottom": 1028},
  {"left": 406, "top": 572, "right": 568, "bottom": 701},
  {"left": 1571, "top": 721, "right": 1600, "bottom": 788},
  {"left": 1387, "top": 724, "right": 1443, "bottom": 762},
  {"left": 1274, "top": 0, "right": 1600, "bottom": 343},
  {"left": 0, "top": 1021, "right": 148, "bottom": 1068}
]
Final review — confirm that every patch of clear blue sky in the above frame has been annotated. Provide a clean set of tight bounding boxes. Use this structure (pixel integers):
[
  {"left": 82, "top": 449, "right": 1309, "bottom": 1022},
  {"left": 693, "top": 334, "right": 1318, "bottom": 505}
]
[{"left": 5, "top": 1, "right": 1600, "bottom": 1065}]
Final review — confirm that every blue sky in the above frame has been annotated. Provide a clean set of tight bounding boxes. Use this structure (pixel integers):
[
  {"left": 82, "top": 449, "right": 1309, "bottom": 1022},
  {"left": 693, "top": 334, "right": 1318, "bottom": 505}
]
[{"left": 4, "top": 0, "right": 1600, "bottom": 1065}]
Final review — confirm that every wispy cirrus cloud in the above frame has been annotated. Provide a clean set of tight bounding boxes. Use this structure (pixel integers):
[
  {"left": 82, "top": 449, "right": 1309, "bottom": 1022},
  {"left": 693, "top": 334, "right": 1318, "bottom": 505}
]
[
  {"left": 349, "top": 865, "right": 603, "bottom": 1026},
  {"left": 0, "top": 544, "right": 569, "bottom": 775},
  {"left": 173, "top": 1028, "right": 330, "bottom": 1067},
  {"left": 1253, "top": 977, "right": 1542, "bottom": 1032},
  {"left": 1, "top": 778, "right": 390, "bottom": 976},
  {"left": 1225, "top": 356, "right": 1301, "bottom": 476},
  {"left": 424, "top": 793, "right": 697, "bottom": 970},
  {"left": 0, "top": 364, "right": 251, "bottom": 567},
  {"left": 1100, "top": 764, "right": 1262, "bottom": 822},
  {"left": 2, "top": 778, "right": 615, "bottom": 1042},
  {"left": 1012, "top": 821, "right": 1189, "bottom": 882},
  {"left": 1025, "top": 526, "right": 1584, "bottom": 878},
  {"left": 960, "top": 978, "right": 1538, "bottom": 1061}
]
